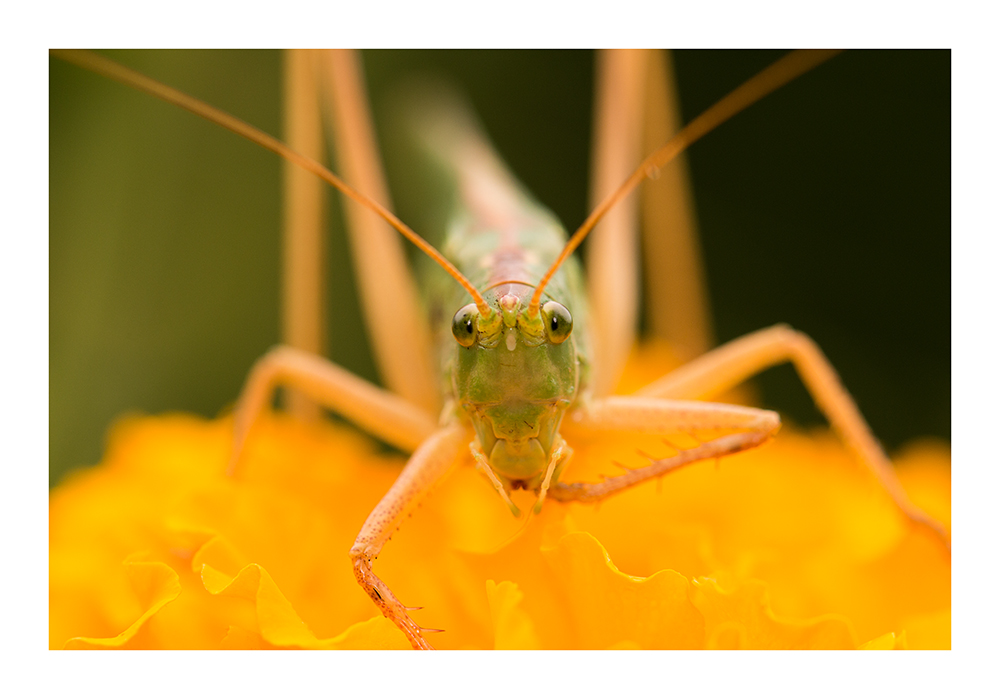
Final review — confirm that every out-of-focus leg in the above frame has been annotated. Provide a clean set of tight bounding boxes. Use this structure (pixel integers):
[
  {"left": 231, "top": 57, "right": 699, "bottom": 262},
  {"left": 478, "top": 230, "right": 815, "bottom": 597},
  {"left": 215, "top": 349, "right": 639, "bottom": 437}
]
[
  {"left": 586, "top": 49, "right": 649, "bottom": 397},
  {"left": 635, "top": 324, "right": 949, "bottom": 546},
  {"left": 320, "top": 50, "right": 439, "bottom": 415},
  {"left": 641, "top": 50, "right": 714, "bottom": 359}
]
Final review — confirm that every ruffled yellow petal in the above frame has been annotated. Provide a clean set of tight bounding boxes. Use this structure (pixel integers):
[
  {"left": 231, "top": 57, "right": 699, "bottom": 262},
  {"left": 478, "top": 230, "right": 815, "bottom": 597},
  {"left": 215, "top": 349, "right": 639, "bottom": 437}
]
[
  {"left": 50, "top": 414, "right": 416, "bottom": 649},
  {"left": 541, "top": 532, "right": 703, "bottom": 649},
  {"left": 193, "top": 534, "right": 410, "bottom": 649},
  {"left": 690, "top": 577, "right": 855, "bottom": 649},
  {"left": 486, "top": 580, "right": 541, "bottom": 650},
  {"left": 859, "top": 631, "right": 908, "bottom": 650},
  {"left": 63, "top": 554, "right": 181, "bottom": 649},
  {"left": 50, "top": 346, "right": 950, "bottom": 650}
]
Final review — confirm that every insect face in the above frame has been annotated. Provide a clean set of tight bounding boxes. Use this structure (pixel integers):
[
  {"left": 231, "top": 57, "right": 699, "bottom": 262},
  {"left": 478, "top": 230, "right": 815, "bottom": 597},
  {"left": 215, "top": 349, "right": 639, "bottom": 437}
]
[{"left": 451, "top": 283, "right": 578, "bottom": 485}]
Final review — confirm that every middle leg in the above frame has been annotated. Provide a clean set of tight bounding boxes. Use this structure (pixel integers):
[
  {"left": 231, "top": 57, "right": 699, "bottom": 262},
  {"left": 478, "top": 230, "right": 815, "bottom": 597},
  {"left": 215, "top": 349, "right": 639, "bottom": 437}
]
[
  {"left": 228, "top": 345, "right": 437, "bottom": 477},
  {"left": 633, "top": 324, "right": 949, "bottom": 546}
]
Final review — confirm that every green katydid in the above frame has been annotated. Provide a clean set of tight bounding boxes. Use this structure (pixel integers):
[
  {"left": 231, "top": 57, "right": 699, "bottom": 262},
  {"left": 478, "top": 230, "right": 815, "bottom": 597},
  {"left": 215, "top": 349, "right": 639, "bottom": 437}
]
[{"left": 51, "top": 49, "right": 949, "bottom": 650}]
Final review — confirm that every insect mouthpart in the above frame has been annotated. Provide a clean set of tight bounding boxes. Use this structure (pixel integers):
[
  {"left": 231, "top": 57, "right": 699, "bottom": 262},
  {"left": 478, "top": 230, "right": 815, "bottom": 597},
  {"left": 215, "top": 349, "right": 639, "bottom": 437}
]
[{"left": 471, "top": 399, "right": 568, "bottom": 485}]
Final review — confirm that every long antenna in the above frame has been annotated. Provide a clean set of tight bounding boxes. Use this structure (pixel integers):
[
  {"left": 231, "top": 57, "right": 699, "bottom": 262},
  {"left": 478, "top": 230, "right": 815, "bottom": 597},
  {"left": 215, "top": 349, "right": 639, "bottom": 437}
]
[
  {"left": 528, "top": 49, "right": 842, "bottom": 316},
  {"left": 51, "top": 49, "right": 492, "bottom": 317}
]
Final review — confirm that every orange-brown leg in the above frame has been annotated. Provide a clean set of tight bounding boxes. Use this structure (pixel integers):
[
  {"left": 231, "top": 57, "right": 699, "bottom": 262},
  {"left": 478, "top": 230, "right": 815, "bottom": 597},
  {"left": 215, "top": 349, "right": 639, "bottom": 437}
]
[
  {"left": 318, "top": 50, "right": 439, "bottom": 415},
  {"left": 552, "top": 397, "right": 780, "bottom": 502},
  {"left": 640, "top": 49, "right": 714, "bottom": 359},
  {"left": 228, "top": 345, "right": 436, "bottom": 477},
  {"left": 635, "top": 324, "right": 949, "bottom": 547},
  {"left": 350, "top": 423, "right": 468, "bottom": 650},
  {"left": 586, "top": 49, "right": 649, "bottom": 396},
  {"left": 281, "top": 49, "right": 328, "bottom": 420}
]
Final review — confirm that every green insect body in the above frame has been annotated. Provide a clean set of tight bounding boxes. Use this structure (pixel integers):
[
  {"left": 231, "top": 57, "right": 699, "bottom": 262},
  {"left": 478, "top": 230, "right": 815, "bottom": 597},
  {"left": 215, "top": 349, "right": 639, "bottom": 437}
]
[{"left": 397, "top": 89, "right": 592, "bottom": 510}]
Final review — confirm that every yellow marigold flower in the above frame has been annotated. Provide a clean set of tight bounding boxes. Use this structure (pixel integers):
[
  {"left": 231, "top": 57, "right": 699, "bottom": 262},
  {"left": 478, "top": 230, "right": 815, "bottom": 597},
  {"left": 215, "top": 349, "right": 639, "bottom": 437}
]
[{"left": 49, "top": 347, "right": 950, "bottom": 650}]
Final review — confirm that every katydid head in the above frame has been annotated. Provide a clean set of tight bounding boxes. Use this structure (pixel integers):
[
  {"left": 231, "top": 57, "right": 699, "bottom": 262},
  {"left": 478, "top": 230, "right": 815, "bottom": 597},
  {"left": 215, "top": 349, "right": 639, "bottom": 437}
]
[{"left": 450, "top": 283, "right": 578, "bottom": 491}]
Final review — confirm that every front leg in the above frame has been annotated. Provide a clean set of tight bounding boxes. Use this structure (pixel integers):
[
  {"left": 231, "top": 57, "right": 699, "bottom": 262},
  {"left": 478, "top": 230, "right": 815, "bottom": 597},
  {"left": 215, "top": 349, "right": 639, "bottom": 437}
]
[
  {"left": 350, "top": 422, "right": 467, "bottom": 650},
  {"left": 552, "top": 397, "right": 779, "bottom": 503}
]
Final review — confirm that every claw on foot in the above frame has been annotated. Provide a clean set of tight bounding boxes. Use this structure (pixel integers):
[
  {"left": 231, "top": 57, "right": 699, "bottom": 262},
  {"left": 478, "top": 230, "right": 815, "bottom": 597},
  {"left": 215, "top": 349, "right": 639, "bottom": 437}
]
[{"left": 352, "top": 552, "right": 437, "bottom": 650}]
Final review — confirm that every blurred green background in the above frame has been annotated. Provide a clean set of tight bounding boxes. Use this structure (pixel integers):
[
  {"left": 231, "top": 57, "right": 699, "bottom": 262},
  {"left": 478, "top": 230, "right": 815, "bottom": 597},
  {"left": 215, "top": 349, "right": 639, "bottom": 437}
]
[{"left": 49, "top": 50, "right": 949, "bottom": 487}]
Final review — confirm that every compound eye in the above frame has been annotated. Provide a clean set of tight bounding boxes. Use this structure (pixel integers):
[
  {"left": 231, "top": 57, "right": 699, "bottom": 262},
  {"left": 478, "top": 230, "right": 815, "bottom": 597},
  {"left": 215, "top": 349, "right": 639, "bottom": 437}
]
[
  {"left": 541, "top": 301, "right": 573, "bottom": 344},
  {"left": 451, "top": 303, "right": 479, "bottom": 347}
]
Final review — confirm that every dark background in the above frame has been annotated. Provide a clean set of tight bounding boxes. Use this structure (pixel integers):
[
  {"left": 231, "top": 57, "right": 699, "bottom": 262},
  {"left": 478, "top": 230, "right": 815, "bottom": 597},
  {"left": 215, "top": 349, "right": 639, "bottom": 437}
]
[{"left": 49, "top": 50, "right": 950, "bottom": 487}]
